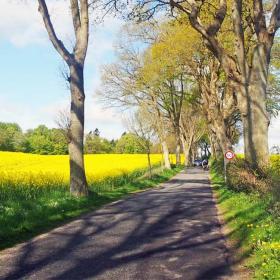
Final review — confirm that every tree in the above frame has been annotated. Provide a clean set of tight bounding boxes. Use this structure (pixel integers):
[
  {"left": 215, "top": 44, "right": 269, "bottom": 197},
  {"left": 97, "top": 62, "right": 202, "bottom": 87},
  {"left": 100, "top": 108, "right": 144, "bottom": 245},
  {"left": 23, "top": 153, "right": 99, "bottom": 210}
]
[
  {"left": 143, "top": 20, "right": 207, "bottom": 167},
  {"left": 197, "top": 59, "right": 239, "bottom": 155},
  {"left": 180, "top": 105, "right": 207, "bottom": 166},
  {"left": 115, "top": 133, "right": 146, "bottom": 153},
  {"left": 147, "top": 18, "right": 240, "bottom": 166},
  {"left": 84, "top": 131, "right": 115, "bottom": 154},
  {"left": 197, "top": 134, "right": 211, "bottom": 159},
  {"left": 110, "top": 0, "right": 280, "bottom": 168},
  {"left": 98, "top": 24, "right": 172, "bottom": 168},
  {"left": 55, "top": 108, "right": 71, "bottom": 143},
  {"left": 50, "top": 128, "right": 69, "bottom": 154},
  {"left": 0, "top": 122, "right": 25, "bottom": 152},
  {"left": 126, "top": 108, "right": 156, "bottom": 177},
  {"left": 138, "top": 24, "right": 194, "bottom": 166},
  {"left": 25, "top": 125, "right": 54, "bottom": 155},
  {"left": 38, "top": 0, "right": 89, "bottom": 196},
  {"left": 25, "top": 125, "right": 68, "bottom": 155}
]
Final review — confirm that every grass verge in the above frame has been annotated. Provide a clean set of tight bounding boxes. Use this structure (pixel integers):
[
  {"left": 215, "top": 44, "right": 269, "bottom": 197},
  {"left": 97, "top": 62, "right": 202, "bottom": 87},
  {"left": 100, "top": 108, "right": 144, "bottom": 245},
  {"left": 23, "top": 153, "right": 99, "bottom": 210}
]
[
  {"left": 210, "top": 161, "right": 280, "bottom": 279},
  {"left": 0, "top": 165, "right": 183, "bottom": 251}
]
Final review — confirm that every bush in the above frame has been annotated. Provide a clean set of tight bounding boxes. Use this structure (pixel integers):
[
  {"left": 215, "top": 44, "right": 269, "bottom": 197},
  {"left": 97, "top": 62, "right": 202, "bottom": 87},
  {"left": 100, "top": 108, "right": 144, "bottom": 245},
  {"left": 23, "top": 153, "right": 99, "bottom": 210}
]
[
  {"left": 226, "top": 159, "right": 273, "bottom": 193},
  {"left": 270, "top": 170, "right": 280, "bottom": 217},
  {"left": 225, "top": 157, "right": 280, "bottom": 216},
  {"left": 270, "top": 155, "right": 280, "bottom": 205}
]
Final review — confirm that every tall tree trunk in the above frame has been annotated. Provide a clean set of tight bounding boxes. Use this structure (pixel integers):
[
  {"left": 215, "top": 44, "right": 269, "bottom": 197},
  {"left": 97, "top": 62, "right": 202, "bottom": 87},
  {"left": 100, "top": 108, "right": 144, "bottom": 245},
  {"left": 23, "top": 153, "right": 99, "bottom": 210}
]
[
  {"left": 182, "top": 139, "right": 192, "bottom": 167},
  {"left": 209, "top": 130, "right": 223, "bottom": 159},
  {"left": 214, "top": 122, "right": 233, "bottom": 155},
  {"left": 161, "top": 140, "right": 171, "bottom": 169},
  {"left": 214, "top": 121, "right": 233, "bottom": 181},
  {"left": 175, "top": 127, "right": 181, "bottom": 165},
  {"left": 38, "top": 0, "right": 89, "bottom": 196},
  {"left": 191, "top": 144, "right": 196, "bottom": 163},
  {"left": 69, "top": 64, "right": 88, "bottom": 196},
  {"left": 214, "top": 142, "right": 223, "bottom": 159},
  {"left": 237, "top": 45, "right": 270, "bottom": 168},
  {"left": 180, "top": 133, "right": 193, "bottom": 167}
]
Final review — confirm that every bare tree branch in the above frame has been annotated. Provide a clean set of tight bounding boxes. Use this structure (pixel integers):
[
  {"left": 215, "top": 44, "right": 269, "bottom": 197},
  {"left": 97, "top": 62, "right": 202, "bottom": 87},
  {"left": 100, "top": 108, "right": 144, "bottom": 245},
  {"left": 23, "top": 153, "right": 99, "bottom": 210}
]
[
  {"left": 38, "top": 0, "right": 73, "bottom": 65},
  {"left": 268, "top": 0, "right": 280, "bottom": 34},
  {"left": 70, "top": 0, "right": 82, "bottom": 37}
]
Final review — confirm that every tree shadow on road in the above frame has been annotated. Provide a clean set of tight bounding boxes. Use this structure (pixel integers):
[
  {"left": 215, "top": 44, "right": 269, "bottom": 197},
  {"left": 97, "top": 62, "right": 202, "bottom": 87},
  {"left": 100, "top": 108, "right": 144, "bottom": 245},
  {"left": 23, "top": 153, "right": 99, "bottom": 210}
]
[{"left": 1, "top": 171, "right": 251, "bottom": 280}]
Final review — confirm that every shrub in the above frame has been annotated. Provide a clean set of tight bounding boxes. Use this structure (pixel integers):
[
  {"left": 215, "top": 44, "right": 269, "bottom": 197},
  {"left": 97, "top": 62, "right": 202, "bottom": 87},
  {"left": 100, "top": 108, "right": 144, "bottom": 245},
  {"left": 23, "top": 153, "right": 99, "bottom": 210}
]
[
  {"left": 226, "top": 159, "right": 273, "bottom": 193},
  {"left": 270, "top": 170, "right": 280, "bottom": 217}
]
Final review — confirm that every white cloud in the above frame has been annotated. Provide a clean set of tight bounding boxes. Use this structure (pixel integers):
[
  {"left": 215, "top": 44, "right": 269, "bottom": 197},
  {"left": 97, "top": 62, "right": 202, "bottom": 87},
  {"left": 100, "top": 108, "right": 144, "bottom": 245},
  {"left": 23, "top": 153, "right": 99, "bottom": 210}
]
[
  {"left": 0, "top": 1, "right": 42, "bottom": 46},
  {"left": 40, "top": 95, "right": 123, "bottom": 124},
  {"left": 0, "top": 0, "right": 73, "bottom": 47},
  {"left": 0, "top": 0, "right": 125, "bottom": 138},
  {"left": 0, "top": 0, "right": 123, "bottom": 50},
  {"left": 86, "top": 98, "right": 123, "bottom": 125},
  {"left": 0, "top": 96, "right": 54, "bottom": 129}
]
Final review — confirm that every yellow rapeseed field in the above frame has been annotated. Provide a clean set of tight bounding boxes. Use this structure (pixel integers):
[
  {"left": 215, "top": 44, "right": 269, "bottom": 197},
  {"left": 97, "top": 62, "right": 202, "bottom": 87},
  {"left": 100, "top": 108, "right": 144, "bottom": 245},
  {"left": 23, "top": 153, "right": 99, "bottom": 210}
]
[{"left": 0, "top": 152, "right": 167, "bottom": 186}]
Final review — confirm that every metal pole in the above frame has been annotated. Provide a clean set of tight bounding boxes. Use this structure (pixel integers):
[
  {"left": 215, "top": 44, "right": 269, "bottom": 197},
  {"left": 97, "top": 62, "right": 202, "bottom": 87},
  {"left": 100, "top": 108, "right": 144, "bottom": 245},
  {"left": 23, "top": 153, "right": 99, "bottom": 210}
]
[{"left": 224, "top": 158, "right": 227, "bottom": 183}]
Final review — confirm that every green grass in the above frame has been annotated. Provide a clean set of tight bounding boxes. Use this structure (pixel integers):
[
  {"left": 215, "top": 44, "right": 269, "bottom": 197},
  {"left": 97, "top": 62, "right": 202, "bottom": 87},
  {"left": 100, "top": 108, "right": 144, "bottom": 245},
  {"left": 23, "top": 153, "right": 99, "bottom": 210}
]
[
  {"left": 0, "top": 166, "right": 183, "bottom": 250},
  {"left": 210, "top": 161, "right": 280, "bottom": 279}
]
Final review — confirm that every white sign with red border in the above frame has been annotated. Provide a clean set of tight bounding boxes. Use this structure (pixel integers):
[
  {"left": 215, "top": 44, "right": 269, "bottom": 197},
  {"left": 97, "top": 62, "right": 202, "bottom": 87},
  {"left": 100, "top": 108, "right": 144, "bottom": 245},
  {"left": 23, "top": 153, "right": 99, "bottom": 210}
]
[{"left": 225, "top": 150, "right": 235, "bottom": 160}]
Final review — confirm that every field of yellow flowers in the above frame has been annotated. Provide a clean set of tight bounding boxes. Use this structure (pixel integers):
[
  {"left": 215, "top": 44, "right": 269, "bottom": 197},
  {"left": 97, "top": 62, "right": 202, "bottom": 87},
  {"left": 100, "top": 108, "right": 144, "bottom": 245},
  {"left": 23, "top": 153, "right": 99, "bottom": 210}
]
[{"left": 0, "top": 151, "right": 164, "bottom": 186}]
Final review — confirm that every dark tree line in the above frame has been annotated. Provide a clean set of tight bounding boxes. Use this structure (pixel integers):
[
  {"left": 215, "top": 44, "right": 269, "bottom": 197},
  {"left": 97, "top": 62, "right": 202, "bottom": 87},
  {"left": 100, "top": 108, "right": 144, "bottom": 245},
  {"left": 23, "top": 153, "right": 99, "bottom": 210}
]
[
  {"left": 0, "top": 122, "right": 151, "bottom": 155},
  {"left": 0, "top": 123, "right": 68, "bottom": 155}
]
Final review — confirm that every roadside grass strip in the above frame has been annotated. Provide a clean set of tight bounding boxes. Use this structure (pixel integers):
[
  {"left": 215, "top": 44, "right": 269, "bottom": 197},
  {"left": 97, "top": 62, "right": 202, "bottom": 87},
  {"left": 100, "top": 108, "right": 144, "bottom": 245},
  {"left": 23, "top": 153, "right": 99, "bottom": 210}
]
[{"left": 210, "top": 162, "right": 280, "bottom": 279}]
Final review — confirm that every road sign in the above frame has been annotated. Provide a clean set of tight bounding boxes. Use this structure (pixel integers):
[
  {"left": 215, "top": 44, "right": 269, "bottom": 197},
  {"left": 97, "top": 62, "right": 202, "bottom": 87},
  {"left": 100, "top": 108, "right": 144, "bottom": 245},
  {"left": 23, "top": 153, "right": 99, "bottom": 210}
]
[{"left": 225, "top": 150, "right": 235, "bottom": 160}]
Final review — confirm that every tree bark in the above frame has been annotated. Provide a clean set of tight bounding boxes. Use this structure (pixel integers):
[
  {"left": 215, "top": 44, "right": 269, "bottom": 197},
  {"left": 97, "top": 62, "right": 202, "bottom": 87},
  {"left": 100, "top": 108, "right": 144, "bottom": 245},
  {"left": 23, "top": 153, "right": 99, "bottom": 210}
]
[
  {"left": 38, "top": 0, "right": 89, "bottom": 196},
  {"left": 175, "top": 126, "right": 181, "bottom": 165},
  {"left": 191, "top": 143, "right": 196, "bottom": 163},
  {"left": 181, "top": 136, "right": 192, "bottom": 167},
  {"left": 213, "top": 120, "right": 233, "bottom": 155},
  {"left": 199, "top": 72, "right": 233, "bottom": 159},
  {"left": 161, "top": 140, "right": 171, "bottom": 169},
  {"left": 237, "top": 45, "right": 270, "bottom": 168},
  {"left": 69, "top": 64, "right": 88, "bottom": 196},
  {"left": 209, "top": 129, "right": 223, "bottom": 159}
]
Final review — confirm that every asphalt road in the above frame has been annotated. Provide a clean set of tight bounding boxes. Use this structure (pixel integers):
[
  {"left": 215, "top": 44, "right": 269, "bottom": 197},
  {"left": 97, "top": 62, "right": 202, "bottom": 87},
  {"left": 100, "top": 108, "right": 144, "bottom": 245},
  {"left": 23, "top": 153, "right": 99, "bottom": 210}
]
[{"left": 0, "top": 168, "right": 233, "bottom": 280}]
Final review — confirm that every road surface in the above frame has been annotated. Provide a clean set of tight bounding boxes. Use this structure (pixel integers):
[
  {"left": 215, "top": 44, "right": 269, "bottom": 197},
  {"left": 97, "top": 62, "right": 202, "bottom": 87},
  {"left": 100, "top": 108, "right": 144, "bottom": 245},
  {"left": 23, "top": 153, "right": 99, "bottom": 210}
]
[{"left": 0, "top": 168, "right": 233, "bottom": 280}]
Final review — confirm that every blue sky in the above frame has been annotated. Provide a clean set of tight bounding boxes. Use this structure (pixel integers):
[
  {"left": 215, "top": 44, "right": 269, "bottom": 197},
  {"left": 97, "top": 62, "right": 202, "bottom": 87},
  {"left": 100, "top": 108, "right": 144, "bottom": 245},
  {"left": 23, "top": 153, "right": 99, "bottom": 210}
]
[
  {"left": 0, "top": 0, "right": 279, "bottom": 148},
  {"left": 0, "top": 0, "right": 125, "bottom": 140}
]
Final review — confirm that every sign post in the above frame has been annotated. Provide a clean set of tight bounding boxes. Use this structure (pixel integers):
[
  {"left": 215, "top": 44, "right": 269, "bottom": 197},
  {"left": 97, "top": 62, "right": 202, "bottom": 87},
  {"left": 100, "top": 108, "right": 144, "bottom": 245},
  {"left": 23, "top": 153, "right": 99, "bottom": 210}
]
[{"left": 224, "top": 150, "right": 235, "bottom": 183}]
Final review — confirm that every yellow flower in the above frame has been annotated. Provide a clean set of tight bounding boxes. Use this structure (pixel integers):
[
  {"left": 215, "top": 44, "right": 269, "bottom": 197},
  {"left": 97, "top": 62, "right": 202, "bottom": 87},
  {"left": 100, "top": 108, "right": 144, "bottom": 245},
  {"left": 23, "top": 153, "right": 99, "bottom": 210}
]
[{"left": 0, "top": 152, "right": 168, "bottom": 187}]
